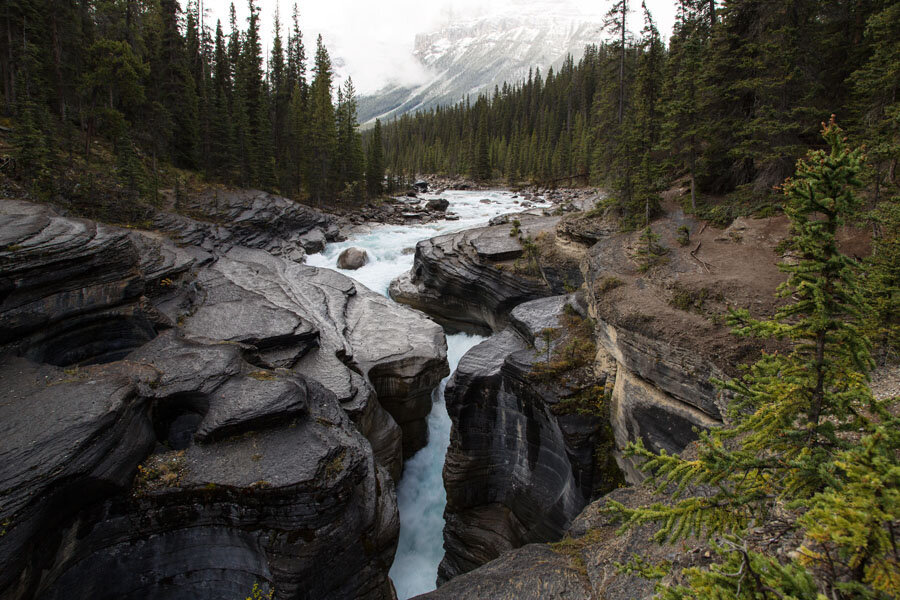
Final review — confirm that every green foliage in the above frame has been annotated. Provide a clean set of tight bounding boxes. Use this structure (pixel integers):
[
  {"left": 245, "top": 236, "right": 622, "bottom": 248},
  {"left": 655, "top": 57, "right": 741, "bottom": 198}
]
[
  {"left": 365, "top": 119, "right": 385, "bottom": 197},
  {"left": 676, "top": 225, "right": 690, "bottom": 246},
  {"left": 11, "top": 100, "right": 55, "bottom": 195},
  {"left": 245, "top": 582, "right": 274, "bottom": 600},
  {"left": 864, "top": 200, "right": 900, "bottom": 362},
  {"left": 2, "top": 0, "right": 368, "bottom": 211},
  {"left": 635, "top": 226, "right": 669, "bottom": 272},
  {"left": 608, "top": 121, "right": 896, "bottom": 600}
]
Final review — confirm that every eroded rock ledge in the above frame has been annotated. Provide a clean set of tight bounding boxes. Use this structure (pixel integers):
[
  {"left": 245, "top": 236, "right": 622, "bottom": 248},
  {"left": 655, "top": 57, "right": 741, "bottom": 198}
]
[
  {"left": 438, "top": 294, "right": 623, "bottom": 584},
  {"left": 151, "top": 188, "right": 342, "bottom": 261},
  {"left": 427, "top": 203, "right": 797, "bottom": 588},
  {"left": 0, "top": 199, "right": 449, "bottom": 600},
  {"left": 389, "top": 214, "right": 581, "bottom": 334}
]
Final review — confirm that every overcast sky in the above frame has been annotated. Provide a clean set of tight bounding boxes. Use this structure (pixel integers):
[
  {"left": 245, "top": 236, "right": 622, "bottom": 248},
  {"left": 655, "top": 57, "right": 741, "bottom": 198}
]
[{"left": 198, "top": 0, "right": 678, "bottom": 94}]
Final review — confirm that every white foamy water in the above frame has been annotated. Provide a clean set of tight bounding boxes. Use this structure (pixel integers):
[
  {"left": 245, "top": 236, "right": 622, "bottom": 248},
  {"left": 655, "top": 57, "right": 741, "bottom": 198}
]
[
  {"left": 305, "top": 190, "right": 548, "bottom": 296},
  {"left": 306, "top": 189, "right": 546, "bottom": 599}
]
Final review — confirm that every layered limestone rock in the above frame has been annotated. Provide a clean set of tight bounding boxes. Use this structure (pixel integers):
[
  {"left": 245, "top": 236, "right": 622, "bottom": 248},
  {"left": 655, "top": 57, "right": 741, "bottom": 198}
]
[
  {"left": 416, "top": 484, "right": 709, "bottom": 600},
  {"left": 180, "top": 246, "right": 449, "bottom": 464},
  {"left": 0, "top": 341, "right": 399, "bottom": 600},
  {"left": 0, "top": 199, "right": 450, "bottom": 600},
  {"left": 583, "top": 208, "right": 792, "bottom": 482},
  {"left": 438, "top": 295, "right": 622, "bottom": 584},
  {"left": 389, "top": 215, "right": 576, "bottom": 334},
  {"left": 431, "top": 204, "right": 794, "bottom": 589},
  {"left": 151, "top": 189, "right": 341, "bottom": 261}
]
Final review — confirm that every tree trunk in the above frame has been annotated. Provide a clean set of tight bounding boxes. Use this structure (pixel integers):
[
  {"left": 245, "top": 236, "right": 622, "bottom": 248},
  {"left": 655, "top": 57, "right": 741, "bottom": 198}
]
[
  {"left": 51, "top": 13, "right": 65, "bottom": 119},
  {"left": 4, "top": 3, "right": 15, "bottom": 114},
  {"left": 617, "top": 2, "right": 626, "bottom": 125}
]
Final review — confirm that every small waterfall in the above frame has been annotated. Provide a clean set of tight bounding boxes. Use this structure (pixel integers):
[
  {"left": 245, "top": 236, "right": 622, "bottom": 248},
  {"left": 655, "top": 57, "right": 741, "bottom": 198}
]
[
  {"left": 389, "top": 332, "right": 485, "bottom": 599},
  {"left": 306, "top": 189, "right": 547, "bottom": 598}
]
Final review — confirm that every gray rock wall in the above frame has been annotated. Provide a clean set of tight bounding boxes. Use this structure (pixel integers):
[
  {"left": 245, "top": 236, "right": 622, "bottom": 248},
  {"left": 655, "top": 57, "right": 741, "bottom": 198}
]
[
  {"left": 0, "top": 199, "right": 450, "bottom": 600},
  {"left": 438, "top": 296, "right": 615, "bottom": 584}
]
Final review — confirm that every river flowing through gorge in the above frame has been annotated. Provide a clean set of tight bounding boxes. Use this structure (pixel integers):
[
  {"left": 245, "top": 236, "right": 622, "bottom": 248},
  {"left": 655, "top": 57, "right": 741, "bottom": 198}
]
[{"left": 306, "top": 189, "right": 548, "bottom": 598}]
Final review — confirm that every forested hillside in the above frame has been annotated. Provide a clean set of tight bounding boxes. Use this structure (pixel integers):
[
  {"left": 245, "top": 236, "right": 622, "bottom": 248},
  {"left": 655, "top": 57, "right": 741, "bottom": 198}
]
[
  {"left": 0, "top": 0, "right": 385, "bottom": 219},
  {"left": 381, "top": 0, "right": 899, "bottom": 226}
]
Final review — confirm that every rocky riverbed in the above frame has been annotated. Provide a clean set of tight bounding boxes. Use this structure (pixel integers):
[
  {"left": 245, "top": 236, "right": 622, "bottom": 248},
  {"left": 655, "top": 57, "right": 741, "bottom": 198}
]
[{"left": 4, "top": 181, "right": 870, "bottom": 600}]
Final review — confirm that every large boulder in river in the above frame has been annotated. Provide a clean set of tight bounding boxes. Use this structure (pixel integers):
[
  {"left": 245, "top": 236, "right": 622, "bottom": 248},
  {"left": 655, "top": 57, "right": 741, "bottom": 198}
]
[
  {"left": 0, "top": 199, "right": 449, "bottom": 600},
  {"left": 425, "top": 198, "right": 449, "bottom": 212},
  {"left": 337, "top": 247, "right": 370, "bottom": 270}
]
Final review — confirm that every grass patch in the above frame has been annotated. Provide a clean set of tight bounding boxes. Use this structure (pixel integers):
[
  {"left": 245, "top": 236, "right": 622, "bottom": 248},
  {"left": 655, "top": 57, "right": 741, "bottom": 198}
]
[
  {"left": 133, "top": 450, "right": 186, "bottom": 495},
  {"left": 594, "top": 276, "right": 623, "bottom": 295},
  {"left": 247, "top": 370, "right": 278, "bottom": 381}
]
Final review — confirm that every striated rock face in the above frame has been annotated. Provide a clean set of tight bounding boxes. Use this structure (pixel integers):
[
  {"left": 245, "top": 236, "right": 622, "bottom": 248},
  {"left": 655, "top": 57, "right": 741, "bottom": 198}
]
[
  {"left": 389, "top": 215, "right": 572, "bottom": 334},
  {"left": 151, "top": 189, "right": 341, "bottom": 261},
  {"left": 583, "top": 209, "right": 791, "bottom": 483},
  {"left": 416, "top": 484, "right": 707, "bottom": 600},
  {"left": 438, "top": 295, "right": 621, "bottom": 584},
  {"left": 0, "top": 200, "right": 193, "bottom": 366},
  {"left": 428, "top": 203, "right": 795, "bottom": 590},
  {"left": 0, "top": 199, "right": 450, "bottom": 600},
  {"left": 179, "top": 246, "right": 449, "bottom": 465}
]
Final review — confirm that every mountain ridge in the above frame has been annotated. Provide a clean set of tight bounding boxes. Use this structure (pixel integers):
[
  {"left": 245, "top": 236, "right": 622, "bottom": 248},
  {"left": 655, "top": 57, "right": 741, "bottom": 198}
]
[{"left": 358, "top": 11, "right": 603, "bottom": 125}]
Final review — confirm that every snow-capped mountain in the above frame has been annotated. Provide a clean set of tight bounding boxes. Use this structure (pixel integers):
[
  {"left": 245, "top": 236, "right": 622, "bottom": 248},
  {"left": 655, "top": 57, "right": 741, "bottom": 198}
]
[{"left": 358, "top": 5, "right": 603, "bottom": 125}]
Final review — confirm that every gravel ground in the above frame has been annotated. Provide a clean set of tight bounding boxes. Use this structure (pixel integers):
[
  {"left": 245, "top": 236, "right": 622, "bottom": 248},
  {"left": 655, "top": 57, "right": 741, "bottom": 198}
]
[{"left": 870, "top": 363, "right": 900, "bottom": 404}]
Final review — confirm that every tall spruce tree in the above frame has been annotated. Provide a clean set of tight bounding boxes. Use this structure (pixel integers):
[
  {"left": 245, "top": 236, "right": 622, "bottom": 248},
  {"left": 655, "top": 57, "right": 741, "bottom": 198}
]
[
  {"left": 662, "top": 0, "right": 709, "bottom": 212},
  {"left": 152, "top": 0, "right": 199, "bottom": 168},
  {"left": 210, "top": 20, "right": 234, "bottom": 179},
  {"left": 850, "top": 1, "right": 900, "bottom": 197},
  {"left": 307, "top": 34, "right": 337, "bottom": 204},
  {"left": 335, "top": 77, "right": 365, "bottom": 199},
  {"left": 611, "top": 119, "right": 897, "bottom": 600},
  {"left": 365, "top": 119, "right": 385, "bottom": 198}
]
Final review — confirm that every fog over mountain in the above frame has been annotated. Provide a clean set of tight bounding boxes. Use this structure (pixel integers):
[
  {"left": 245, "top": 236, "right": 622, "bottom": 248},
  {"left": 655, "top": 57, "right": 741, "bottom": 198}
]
[{"left": 358, "top": 3, "right": 605, "bottom": 124}]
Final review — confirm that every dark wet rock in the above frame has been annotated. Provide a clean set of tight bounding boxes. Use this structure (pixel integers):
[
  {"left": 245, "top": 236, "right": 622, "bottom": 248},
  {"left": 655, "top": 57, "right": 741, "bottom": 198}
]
[
  {"left": 0, "top": 358, "right": 156, "bottom": 598},
  {"left": 152, "top": 189, "right": 339, "bottom": 260},
  {"left": 0, "top": 200, "right": 192, "bottom": 366},
  {"left": 438, "top": 296, "right": 620, "bottom": 584},
  {"left": 0, "top": 199, "right": 453, "bottom": 600},
  {"left": 0, "top": 348, "right": 399, "bottom": 600},
  {"left": 418, "top": 484, "right": 710, "bottom": 600},
  {"left": 298, "top": 227, "right": 327, "bottom": 254},
  {"left": 389, "top": 216, "right": 563, "bottom": 334},
  {"left": 414, "top": 180, "right": 429, "bottom": 193},
  {"left": 337, "top": 247, "right": 370, "bottom": 270},
  {"left": 425, "top": 198, "right": 449, "bottom": 212},
  {"left": 179, "top": 247, "right": 449, "bottom": 465},
  {"left": 416, "top": 544, "right": 591, "bottom": 600}
]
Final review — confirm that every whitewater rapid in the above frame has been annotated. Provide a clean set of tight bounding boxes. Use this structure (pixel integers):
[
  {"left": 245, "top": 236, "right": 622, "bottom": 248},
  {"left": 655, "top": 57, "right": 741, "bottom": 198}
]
[{"left": 306, "top": 189, "right": 547, "bottom": 599}]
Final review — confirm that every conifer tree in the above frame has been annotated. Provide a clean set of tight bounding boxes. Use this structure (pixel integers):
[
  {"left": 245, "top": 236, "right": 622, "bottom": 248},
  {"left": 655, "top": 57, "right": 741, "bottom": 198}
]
[
  {"left": 365, "top": 119, "right": 385, "bottom": 198},
  {"left": 850, "top": 1, "right": 900, "bottom": 196},
  {"left": 152, "top": 0, "right": 200, "bottom": 168},
  {"left": 611, "top": 120, "right": 896, "bottom": 600},
  {"left": 662, "top": 0, "right": 708, "bottom": 212},
  {"left": 236, "top": 0, "right": 274, "bottom": 188},
  {"left": 307, "top": 35, "right": 337, "bottom": 204},
  {"left": 335, "top": 77, "right": 364, "bottom": 199},
  {"left": 270, "top": 7, "right": 290, "bottom": 191},
  {"left": 284, "top": 4, "right": 308, "bottom": 198},
  {"left": 210, "top": 20, "right": 234, "bottom": 179}
]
